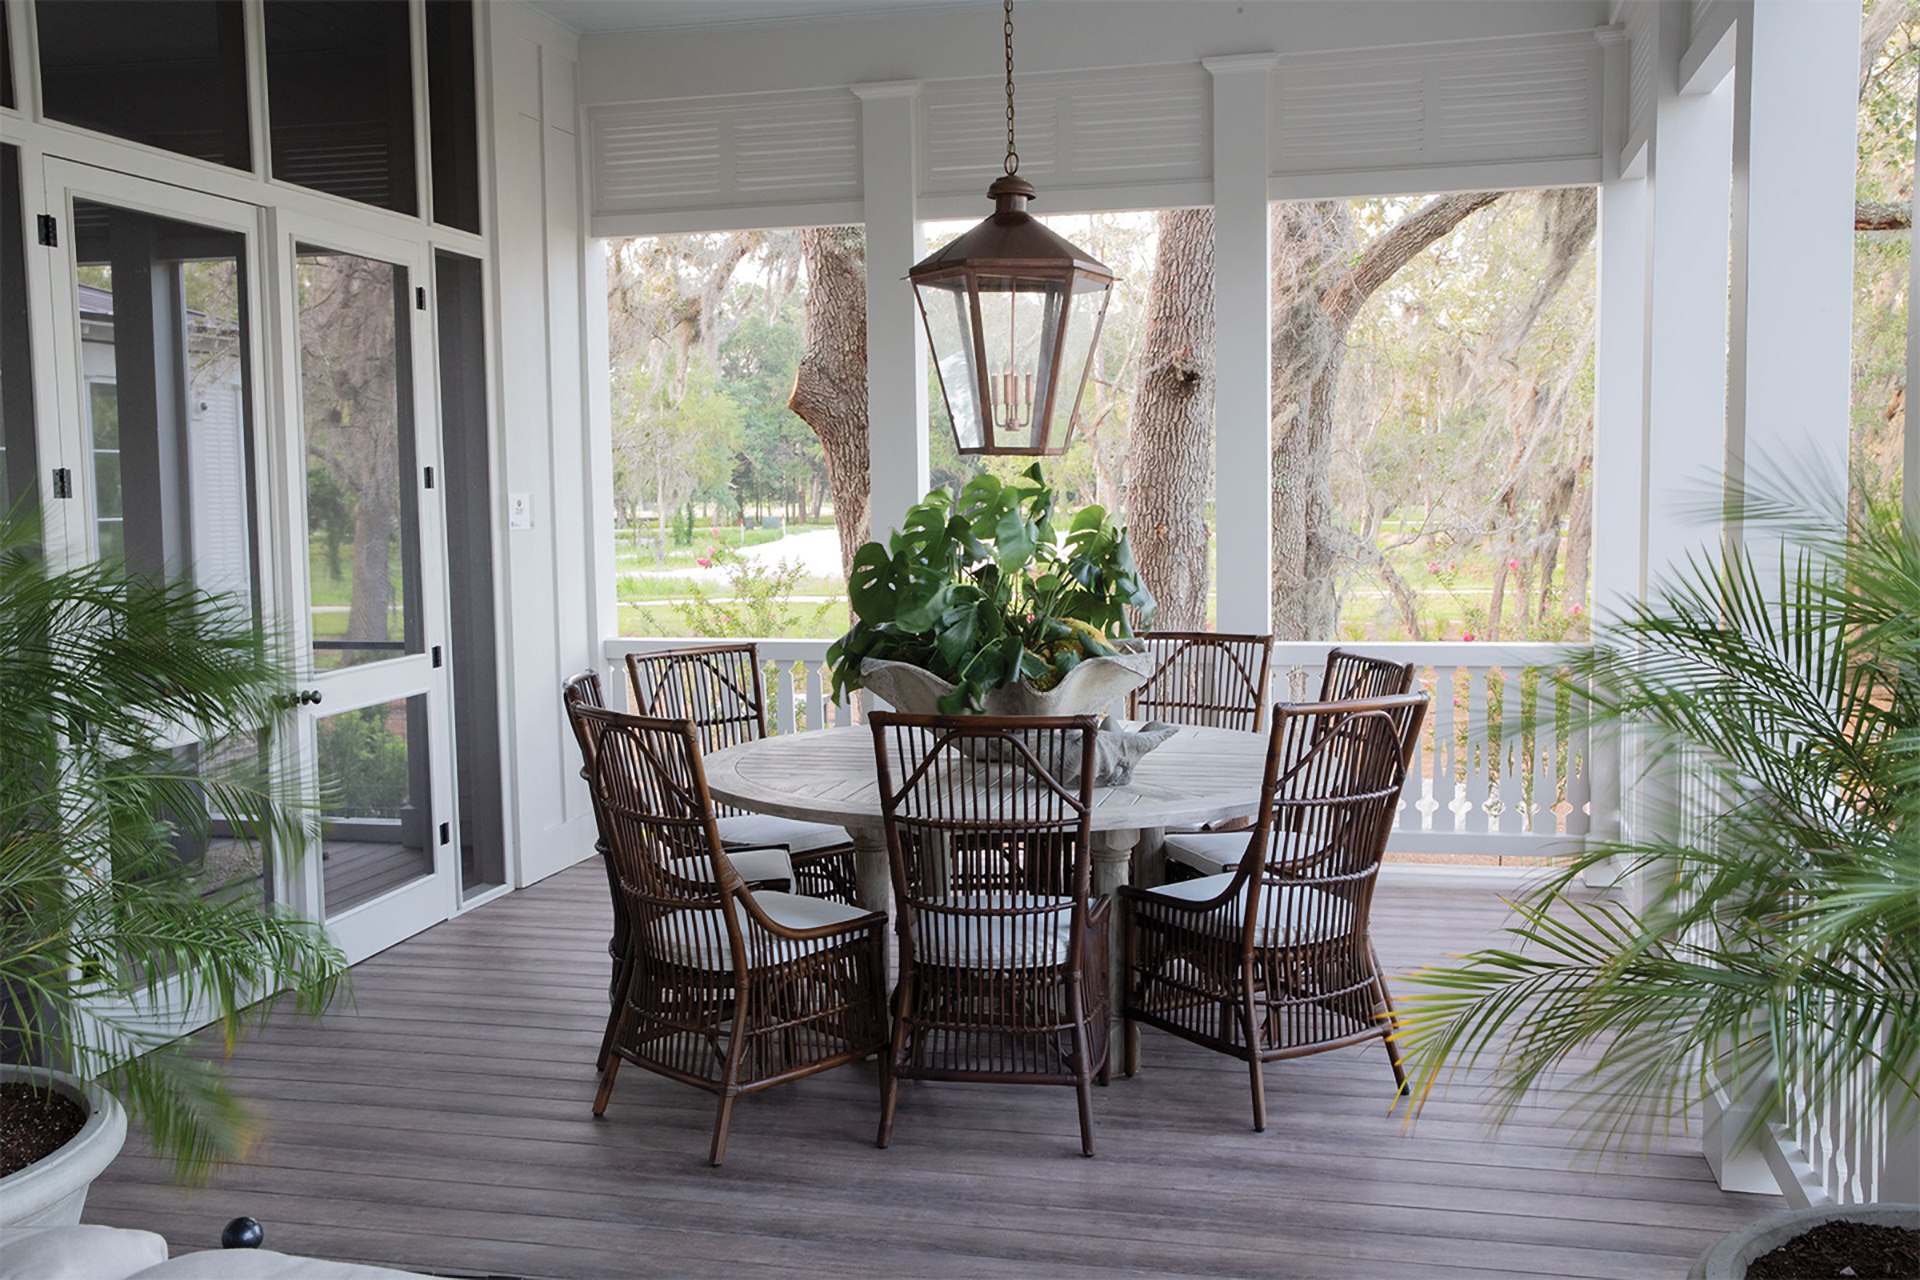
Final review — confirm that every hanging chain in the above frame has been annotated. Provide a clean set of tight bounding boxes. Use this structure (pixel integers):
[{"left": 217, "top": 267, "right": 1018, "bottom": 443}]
[{"left": 1003, "top": 0, "right": 1019, "bottom": 175}]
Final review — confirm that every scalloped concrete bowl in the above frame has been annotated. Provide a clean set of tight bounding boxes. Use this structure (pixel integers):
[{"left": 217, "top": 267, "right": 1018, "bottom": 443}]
[
  {"left": 859, "top": 642, "right": 1156, "bottom": 717},
  {"left": 1687, "top": 1203, "right": 1920, "bottom": 1280},
  {"left": 0, "top": 1064, "right": 127, "bottom": 1227}
]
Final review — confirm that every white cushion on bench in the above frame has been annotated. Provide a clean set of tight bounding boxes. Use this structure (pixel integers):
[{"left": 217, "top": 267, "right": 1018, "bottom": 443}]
[{"left": 1140, "top": 873, "right": 1353, "bottom": 946}]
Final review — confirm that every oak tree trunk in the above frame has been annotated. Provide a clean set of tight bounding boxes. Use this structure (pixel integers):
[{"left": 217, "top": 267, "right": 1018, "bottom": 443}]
[
  {"left": 1124, "top": 208, "right": 1217, "bottom": 631},
  {"left": 789, "top": 227, "right": 871, "bottom": 581},
  {"left": 1268, "top": 192, "right": 1502, "bottom": 640}
]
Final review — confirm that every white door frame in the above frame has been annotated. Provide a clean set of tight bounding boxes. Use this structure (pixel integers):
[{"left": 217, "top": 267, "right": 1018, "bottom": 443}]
[{"left": 267, "top": 206, "right": 461, "bottom": 963}]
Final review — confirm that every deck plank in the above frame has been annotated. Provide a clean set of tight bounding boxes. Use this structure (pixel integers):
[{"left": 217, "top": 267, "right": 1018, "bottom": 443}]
[{"left": 88, "top": 863, "right": 1775, "bottom": 1279}]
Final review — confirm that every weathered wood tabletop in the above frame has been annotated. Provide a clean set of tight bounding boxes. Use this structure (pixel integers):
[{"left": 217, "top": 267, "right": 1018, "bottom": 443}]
[
  {"left": 704, "top": 723, "right": 1270, "bottom": 833},
  {"left": 705, "top": 723, "right": 1271, "bottom": 916}
]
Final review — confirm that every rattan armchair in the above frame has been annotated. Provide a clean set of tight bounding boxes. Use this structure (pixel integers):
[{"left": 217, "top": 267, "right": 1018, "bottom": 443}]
[
  {"left": 870, "top": 713, "right": 1112, "bottom": 1157},
  {"left": 575, "top": 704, "right": 889, "bottom": 1166},
  {"left": 566, "top": 670, "right": 804, "bottom": 1073},
  {"left": 1162, "top": 647, "right": 1417, "bottom": 881},
  {"left": 1127, "top": 631, "right": 1275, "bottom": 732},
  {"left": 627, "top": 643, "right": 859, "bottom": 903},
  {"left": 1121, "top": 693, "right": 1427, "bottom": 1130}
]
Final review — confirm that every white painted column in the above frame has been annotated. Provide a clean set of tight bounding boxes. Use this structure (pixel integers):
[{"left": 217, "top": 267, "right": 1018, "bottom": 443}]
[
  {"left": 1585, "top": 25, "right": 1641, "bottom": 866},
  {"left": 852, "top": 81, "right": 928, "bottom": 541},
  {"left": 1642, "top": 10, "right": 1734, "bottom": 597},
  {"left": 1204, "top": 54, "right": 1276, "bottom": 636},
  {"left": 1726, "top": 0, "right": 1859, "bottom": 534}
]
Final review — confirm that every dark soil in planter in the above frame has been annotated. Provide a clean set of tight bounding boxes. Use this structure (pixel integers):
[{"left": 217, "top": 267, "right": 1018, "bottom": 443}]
[
  {"left": 1745, "top": 1219, "right": 1920, "bottom": 1279},
  {"left": 0, "top": 1082, "right": 86, "bottom": 1177}
]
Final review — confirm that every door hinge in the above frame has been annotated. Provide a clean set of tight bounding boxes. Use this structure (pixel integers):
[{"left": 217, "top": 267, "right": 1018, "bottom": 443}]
[
  {"left": 415, "top": 286, "right": 427, "bottom": 311},
  {"left": 36, "top": 215, "right": 56, "bottom": 247},
  {"left": 438, "top": 822, "right": 451, "bottom": 845},
  {"left": 51, "top": 467, "right": 72, "bottom": 498},
  {"left": 431, "top": 644, "right": 443, "bottom": 668},
  {"left": 423, "top": 465, "right": 434, "bottom": 489}
]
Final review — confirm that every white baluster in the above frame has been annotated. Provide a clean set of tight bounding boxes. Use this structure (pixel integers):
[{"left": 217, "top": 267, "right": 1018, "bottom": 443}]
[
  {"left": 1464, "top": 665, "right": 1490, "bottom": 833},
  {"left": 778, "top": 664, "right": 798, "bottom": 735},
  {"left": 1433, "top": 666, "right": 1459, "bottom": 832},
  {"left": 805, "top": 662, "right": 825, "bottom": 733}
]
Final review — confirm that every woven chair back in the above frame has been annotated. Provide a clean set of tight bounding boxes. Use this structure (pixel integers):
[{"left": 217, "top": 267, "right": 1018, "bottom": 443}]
[{"left": 1130, "top": 632, "right": 1275, "bottom": 732}]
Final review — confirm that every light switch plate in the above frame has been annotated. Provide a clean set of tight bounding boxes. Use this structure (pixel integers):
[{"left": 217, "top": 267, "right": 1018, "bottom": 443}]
[{"left": 508, "top": 492, "right": 532, "bottom": 530}]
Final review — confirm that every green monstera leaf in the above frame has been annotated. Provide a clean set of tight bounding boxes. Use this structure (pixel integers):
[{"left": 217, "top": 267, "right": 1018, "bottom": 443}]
[{"left": 828, "top": 467, "right": 1154, "bottom": 710}]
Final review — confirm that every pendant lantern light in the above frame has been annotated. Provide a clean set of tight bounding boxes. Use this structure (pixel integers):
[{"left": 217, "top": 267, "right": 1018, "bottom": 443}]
[{"left": 909, "top": 0, "right": 1115, "bottom": 456}]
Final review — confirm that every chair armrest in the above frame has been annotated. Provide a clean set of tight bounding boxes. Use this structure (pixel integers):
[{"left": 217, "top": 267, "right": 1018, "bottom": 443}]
[{"left": 737, "top": 892, "right": 886, "bottom": 944}]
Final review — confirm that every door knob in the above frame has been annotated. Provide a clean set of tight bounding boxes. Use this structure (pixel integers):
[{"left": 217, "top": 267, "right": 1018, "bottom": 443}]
[{"left": 298, "top": 689, "right": 323, "bottom": 706}]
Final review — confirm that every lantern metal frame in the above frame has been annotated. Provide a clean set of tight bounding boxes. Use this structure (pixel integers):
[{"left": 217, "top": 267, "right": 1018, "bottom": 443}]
[{"left": 906, "top": 0, "right": 1117, "bottom": 458}]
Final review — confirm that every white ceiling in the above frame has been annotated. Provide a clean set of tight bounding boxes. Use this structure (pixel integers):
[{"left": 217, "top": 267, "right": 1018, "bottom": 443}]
[{"left": 526, "top": 0, "right": 1020, "bottom": 35}]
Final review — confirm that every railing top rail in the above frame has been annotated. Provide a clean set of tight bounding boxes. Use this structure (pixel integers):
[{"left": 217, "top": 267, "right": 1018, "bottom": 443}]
[
  {"left": 1269, "top": 640, "right": 1586, "bottom": 667},
  {"left": 605, "top": 636, "right": 835, "bottom": 663},
  {"left": 607, "top": 635, "right": 1588, "bottom": 669}
]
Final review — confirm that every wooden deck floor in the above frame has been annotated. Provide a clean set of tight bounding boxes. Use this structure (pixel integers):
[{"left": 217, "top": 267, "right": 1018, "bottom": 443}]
[{"left": 87, "top": 863, "right": 1776, "bottom": 1279}]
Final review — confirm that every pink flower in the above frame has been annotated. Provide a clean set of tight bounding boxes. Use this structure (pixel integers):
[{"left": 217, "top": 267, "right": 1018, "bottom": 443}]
[
  {"left": 696, "top": 557, "right": 712, "bottom": 568},
  {"left": 1427, "top": 561, "right": 1441, "bottom": 573},
  {"left": 1507, "top": 558, "right": 1520, "bottom": 570},
  {"left": 1569, "top": 604, "right": 1583, "bottom": 616},
  {"left": 1462, "top": 631, "right": 1476, "bottom": 642}
]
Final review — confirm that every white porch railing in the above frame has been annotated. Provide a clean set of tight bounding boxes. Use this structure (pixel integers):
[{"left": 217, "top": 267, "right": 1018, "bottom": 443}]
[
  {"left": 603, "top": 637, "right": 1613, "bottom": 862},
  {"left": 1683, "top": 749, "right": 1916, "bottom": 1207}
]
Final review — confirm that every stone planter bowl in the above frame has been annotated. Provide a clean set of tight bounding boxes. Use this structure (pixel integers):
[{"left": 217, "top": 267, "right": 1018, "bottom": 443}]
[
  {"left": 858, "top": 641, "right": 1157, "bottom": 718},
  {"left": 1687, "top": 1203, "right": 1920, "bottom": 1280},
  {"left": 0, "top": 1064, "right": 128, "bottom": 1227}
]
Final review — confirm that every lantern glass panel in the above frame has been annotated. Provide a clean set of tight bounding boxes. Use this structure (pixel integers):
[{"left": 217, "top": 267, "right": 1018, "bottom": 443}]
[
  {"left": 1046, "top": 279, "right": 1110, "bottom": 445},
  {"left": 915, "top": 275, "right": 984, "bottom": 451},
  {"left": 976, "top": 274, "right": 1068, "bottom": 451}
]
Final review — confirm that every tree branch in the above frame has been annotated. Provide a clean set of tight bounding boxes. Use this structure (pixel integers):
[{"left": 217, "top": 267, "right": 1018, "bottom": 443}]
[
  {"left": 1322, "top": 191, "right": 1505, "bottom": 330},
  {"left": 1857, "top": 200, "right": 1912, "bottom": 231}
]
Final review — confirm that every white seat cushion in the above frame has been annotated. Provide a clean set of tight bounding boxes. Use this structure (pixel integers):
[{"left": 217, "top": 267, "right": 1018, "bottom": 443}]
[
  {"left": 912, "top": 894, "right": 1076, "bottom": 970},
  {"left": 0, "top": 1226, "right": 167, "bottom": 1280},
  {"left": 716, "top": 813, "right": 851, "bottom": 855},
  {"left": 722, "top": 846, "right": 795, "bottom": 889},
  {"left": 1163, "top": 830, "right": 1255, "bottom": 878},
  {"left": 1141, "top": 873, "right": 1353, "bottom": 946},
  {"left": 128, "top": 1251, "right": 426, "bottom": 1279},
  {"left": 656, "top": 890, "right": 872, "bottom": 970}
]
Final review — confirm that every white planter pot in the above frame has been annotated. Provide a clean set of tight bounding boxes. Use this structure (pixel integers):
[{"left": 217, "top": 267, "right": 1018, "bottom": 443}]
[
  {"left": 1687, "top": 1203, "right": 1920, "bottom": 1280},
  {"left": 0, "top": 1065, "right": 127, "bottom": 1227},
  {"left": 860, "top": 642, "right": 1156, "bottom": 718}
]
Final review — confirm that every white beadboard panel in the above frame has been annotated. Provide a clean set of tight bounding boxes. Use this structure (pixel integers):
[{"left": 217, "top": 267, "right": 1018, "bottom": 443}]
[
  {"left": 588, "top": 88, "right": 860, "bottom": 221},
  {"left": 1274, "top": 32, "right": 1602, "bottom": 179},
  {"left": 919, "top": 62, "right": 1210, "bottom": 203}
]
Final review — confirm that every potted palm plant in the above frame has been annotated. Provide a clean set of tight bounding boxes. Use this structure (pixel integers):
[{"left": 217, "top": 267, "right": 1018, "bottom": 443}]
[
  {"left": 1395, "top": 489, "right": 1919, "bottom": 1278},
  {"left": 0, "top": 511, "right": 345, "bottom": 1220},
  {"left": 827, "top": 465, "right": 1157, "bottom": 715}
]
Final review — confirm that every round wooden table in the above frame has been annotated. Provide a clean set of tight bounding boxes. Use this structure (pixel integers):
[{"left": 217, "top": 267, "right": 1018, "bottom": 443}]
[{"left": 705, "top": 722, "right": 1270, "bottom": 1044}]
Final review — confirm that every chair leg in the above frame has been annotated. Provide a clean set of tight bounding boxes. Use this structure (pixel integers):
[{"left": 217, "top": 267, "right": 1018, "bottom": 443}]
[
  {"left": 1237, "top": 999, "right": 1267, "bottom": 1132},
  {"left": 877, "top": 1057, "right": 899, "bottom": 1149},
  {"left": 709, "top": 1091, "right": 737, "bottom": 1167},
  {"left": 1123, "top": 1014, "right": 1140, "bottom": 1078},
  {"left": 1075, "top": 1074, "right": 1097, "bottom": 1158},
  {"left": 596, "top": 952, "right": 632, "bottom": 1074},
  {"left": 1370, "top": 943, "right": 1411, "bottom": 1096},
  {"left": 592, "top": 1057, "right": 619, "bottom": 1117}
]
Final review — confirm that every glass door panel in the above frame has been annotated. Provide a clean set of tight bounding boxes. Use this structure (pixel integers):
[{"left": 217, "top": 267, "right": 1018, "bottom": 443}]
[
  {"left": 317, "top": 694, "right": 433, "bottom": 914},
  {"left": 279, "top": 214, "right": 453, "bottom": 961},
  {"left": 294, "top": 246, "right": 422, "bottom": 670},
  {"left": 47, "top": 168, "right": 273, "bottom": 914}
]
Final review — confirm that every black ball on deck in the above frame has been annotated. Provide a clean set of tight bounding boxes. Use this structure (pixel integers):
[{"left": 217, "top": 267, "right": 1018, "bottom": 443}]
[{"left": 221, "top": 1217, "right": 264, "bottom": 1249}]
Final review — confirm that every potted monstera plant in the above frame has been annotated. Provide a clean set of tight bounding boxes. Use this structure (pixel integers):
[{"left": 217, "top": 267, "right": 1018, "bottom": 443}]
[
  {"left": 0, "top": 510, "right": 345, "bottom": 1220},
  {"left": 1395, "top": 487, "right": 1919, "bottom": 1279},
  {"left": 827, "top": 465, "right": 1157, "bottom": 716}
]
